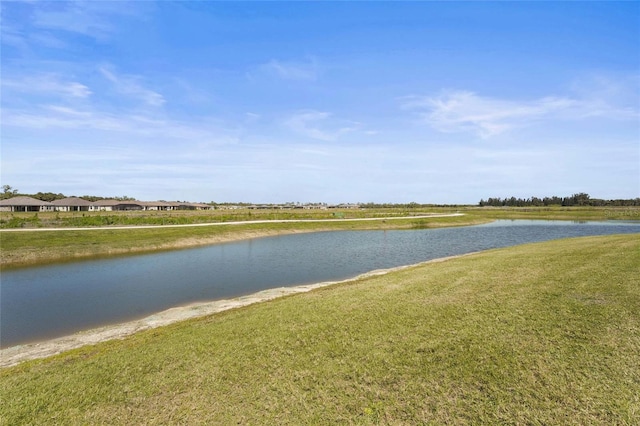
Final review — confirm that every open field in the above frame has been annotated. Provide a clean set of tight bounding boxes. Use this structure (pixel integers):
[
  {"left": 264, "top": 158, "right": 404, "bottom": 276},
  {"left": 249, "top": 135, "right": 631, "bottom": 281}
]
[
  {"left": 2, "top": 205, "right": 638, "bottom": 229},
  {"left": 1, "top": 206, "right": 457, "bottom": 229},
  {"left": 2, "top": 206, "right": 638, "bottom": 269},
  {"left": 463, "top": 205, "right": 640, "bottom": 222},
  {"left": 1, "top": 234, "right": 638, "bottom": 424}
]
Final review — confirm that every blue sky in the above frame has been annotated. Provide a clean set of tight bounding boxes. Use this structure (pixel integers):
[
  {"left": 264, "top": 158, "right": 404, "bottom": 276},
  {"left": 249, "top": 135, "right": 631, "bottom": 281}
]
[{"left": 1, "top": 1, "right": 638, "bottom": 204}]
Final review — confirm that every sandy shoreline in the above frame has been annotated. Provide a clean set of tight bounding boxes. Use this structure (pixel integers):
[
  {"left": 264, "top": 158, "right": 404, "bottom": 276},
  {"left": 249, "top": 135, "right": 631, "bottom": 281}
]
[{"left": 0, "top": 253, "right": 471, "bottom": 368}]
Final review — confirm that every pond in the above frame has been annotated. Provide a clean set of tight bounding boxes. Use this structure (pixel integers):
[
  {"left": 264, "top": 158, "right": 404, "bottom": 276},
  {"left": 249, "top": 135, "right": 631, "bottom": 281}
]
[{"left": 1, "top": 220, "right": 639, "bottom": 348}]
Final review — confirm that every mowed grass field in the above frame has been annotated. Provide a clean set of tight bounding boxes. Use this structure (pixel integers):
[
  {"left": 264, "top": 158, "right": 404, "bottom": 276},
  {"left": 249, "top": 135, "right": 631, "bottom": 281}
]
[{"left": 1, "top": 234, "right": 638, "bottom": 424}]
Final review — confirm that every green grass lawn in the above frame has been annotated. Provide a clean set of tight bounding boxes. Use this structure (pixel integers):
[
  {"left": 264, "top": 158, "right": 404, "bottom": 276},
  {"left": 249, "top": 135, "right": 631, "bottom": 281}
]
[
  {"left": 2, "top": 234, "right": 638, "bottom": 424},
  {"left": 0, "top": 207, "right": 454, "bottom": 229}
]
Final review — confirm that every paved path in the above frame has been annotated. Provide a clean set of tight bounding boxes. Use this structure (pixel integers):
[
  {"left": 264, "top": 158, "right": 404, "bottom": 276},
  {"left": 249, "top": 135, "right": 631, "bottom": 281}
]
[{"left": 0, "top": 213, "right": 464, "bottom": 232}]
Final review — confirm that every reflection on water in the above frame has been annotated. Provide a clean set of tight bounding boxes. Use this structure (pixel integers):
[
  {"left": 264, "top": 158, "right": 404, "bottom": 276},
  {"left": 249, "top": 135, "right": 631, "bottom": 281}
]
[{"left": 1, "top": 220, "right": 639, "bottom": 348}]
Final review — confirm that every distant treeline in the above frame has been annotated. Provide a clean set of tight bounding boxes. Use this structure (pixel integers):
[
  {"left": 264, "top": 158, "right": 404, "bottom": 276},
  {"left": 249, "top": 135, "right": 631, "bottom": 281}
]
[
  {"left": 3, "top": 185, "right": 638, "bottom": 207},
  {"left": 359, "top": 202, "right": 464, "bottom": 208},
  {"left": 0, "top": 188, "right": 137, "bottom": 202},
  {"left": 479, "top": 193, "right": 640, "bottom": 207}
]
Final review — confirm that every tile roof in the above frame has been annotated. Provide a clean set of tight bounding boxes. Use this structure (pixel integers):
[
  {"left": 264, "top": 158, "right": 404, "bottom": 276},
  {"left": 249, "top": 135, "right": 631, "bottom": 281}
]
[
  {"left": 51, "top": 197, "right": 93, "bottom": 206},
  {"left": 0, "top": 196, "right": 54, "bottom": 206}
]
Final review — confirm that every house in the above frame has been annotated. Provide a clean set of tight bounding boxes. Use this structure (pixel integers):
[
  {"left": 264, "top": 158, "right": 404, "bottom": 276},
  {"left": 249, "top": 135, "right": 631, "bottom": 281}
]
[
  {"left": 89, "top": 200, "right": 119, "bottom": 211},
  {"left": 114, "top": 201, "right": 145, "bottom": 211},
  {"left": 0, "top": 196, "right": 55, "bottom": 212},
  {"left": 0, "top": 196, "right": 214, "bottom": 213},
  {"left": 51, "top": 197, "right": 92, "bottom": 212},
  {"left": 189, "top": 202, "right": 214, "bottom": 210},
  {"left": 329, "top": 203, "right": 361, "bottom": 209},
  {"left": 89, "top": 199, "right": 145, "bottom": 211},
  {"left": 141, "top": 201, "right": 173, "bottom": 211},
  {"left": 167, "top": 201, "right": 197, "bottom": 210}
]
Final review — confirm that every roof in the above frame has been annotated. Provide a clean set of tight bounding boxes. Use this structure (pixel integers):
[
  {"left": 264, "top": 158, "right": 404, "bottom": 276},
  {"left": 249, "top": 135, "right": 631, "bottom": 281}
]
[
  {"left": 91, "top": 199, "right": 144, "bottom": 207},
  {"left": 91, "top": 199, "right": 122, "bottom": 206},
  {"left": 141, "top": 201, "right": 173, "bottom": 207},
  {"left": 0, "top": 196, "right": 54, "bottom": 206},
  {"left": 51, "top": 197, "right": 93, "bottom": 206}
]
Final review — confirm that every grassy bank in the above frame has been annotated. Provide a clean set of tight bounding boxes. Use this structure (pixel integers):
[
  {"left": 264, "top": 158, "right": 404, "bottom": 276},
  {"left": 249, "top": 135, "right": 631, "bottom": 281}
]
[
  {"left": 462, "top": 205, "right": 640, "bottom": 222},
  {"left": 1, "top": 234, "right": 638, "bottom": 424},
  {"left": 2, "top": 205, "right": 636, "bottom": 229},
  {"left": 0, "top": 207, "right": 453, "bottom": 229},
  {"left": 2, "top": 206, "right": 637, "bottom": 269},
  {"left": 0, "top": 213, "right": 479, "bottom": 269}
]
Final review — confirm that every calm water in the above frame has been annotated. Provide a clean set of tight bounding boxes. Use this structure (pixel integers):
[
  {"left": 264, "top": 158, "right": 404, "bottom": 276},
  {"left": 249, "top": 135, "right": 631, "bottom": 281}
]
[{"left": 1, "top": 220, "right": 639, "bottom": 348}]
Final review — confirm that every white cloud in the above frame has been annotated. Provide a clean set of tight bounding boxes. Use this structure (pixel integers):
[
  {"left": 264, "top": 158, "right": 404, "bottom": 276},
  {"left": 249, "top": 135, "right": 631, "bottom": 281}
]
[
  {"left": 256, "top": 57, "right": 319, "bottom": 81},
  {"left": 1, "top": 1, "right": 150, "bottom": 52},
  {"left": 245, "top": 112, "right": 261, "bottom": 123},
  {"left": 402, "top": 91, "right": 572, "bottom": 138},
  {"left": 173, "top": 78, "right": 213, "bottom": 105},
  {"left": 27, "top": 31, "right": 69, "bottom": 49},
  {"left": 2, "top": 74, "right": 92, "bottom": 98},
  {"left": 33, "top": 5, "right": 111, "bottom": 39},
  {"left": 284, "top": 110, "right": 361, "bottom": 141},
  {"left": 2, "top": 104, "right": 237, "bottom": 144},
  {"left": 402, "top": 86, "right": 640, "bottom": 138},
  {"left": 0, "top": 21, "right": 29, "bottom": 50},
  {"left": 571, "top": 73, "right": 640, "bottom": 104},
  {"left": 30, "top": 1, "right": 148, "bottom": 40},
  {"left": 99, "top": 66, "right": 165, "bottom": 107},
  {"left": 285, "top": 110, "right": 333, "bottom": 140},
  {"left": 3, "top": 107, "right": 129, "bottom": 131},
  {"left": 44, "top": 105, "right": 91, "bottom": 116}
]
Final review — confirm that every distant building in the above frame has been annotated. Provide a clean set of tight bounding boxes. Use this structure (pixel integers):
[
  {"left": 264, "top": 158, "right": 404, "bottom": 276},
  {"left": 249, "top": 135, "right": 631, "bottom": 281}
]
[
  {"left": 51, "top": 197, "right": 92, "bottom": 212},
  {"left": 0, "top": 196, "right": 214, "bottom": 212},
  {"left": 89, "top": 200, "right": 144, "bottom": 211},
  {"left": 141, "top": 201, "right": 173, "bottom": 211},
  {"left": 0, "top": 196, "right": 55, "bottom": 212},
  {"left": 189, "top": 203, "right": 214, "bottom": 210}
]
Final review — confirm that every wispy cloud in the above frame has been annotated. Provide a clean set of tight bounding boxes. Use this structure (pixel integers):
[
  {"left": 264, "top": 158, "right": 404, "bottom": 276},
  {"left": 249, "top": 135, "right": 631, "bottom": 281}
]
[
  {"left": 99, "top": 66, "right": 165, "bottom": 107},
  {"left": 2, "top": 74, "right": 92, "bottom": 98},
  {"left": 254, "top": 57, "right": 320, "bottom": 81},
  {"left": 31, "top": 1, "right": 147, "bottom": 40},
  {"left": 4, "top": 106, "right": 132, "bottom": 132},
  {"left": 0, "top": 21, "right": 29, "bottom": 50},
  {"left": 2, "top": 104, "right": 237, "bottom": 145},
  {"left": 284, "top": 110, "right": 361, "bottom": 141},
  {"left": 245, "top": 112, "right": 261, "bottom": 123},
  {"left": 33, "top": 4, "right": 112, "bottom": 39},
  {"left": 402, "top": 84, "right": 640, "bottom": 138},
  {"left": 1, "top": 1, "right": 149, "bottom": 51},
  {"left": 402, "top": 91, "right": 570, "bottom": 138}
]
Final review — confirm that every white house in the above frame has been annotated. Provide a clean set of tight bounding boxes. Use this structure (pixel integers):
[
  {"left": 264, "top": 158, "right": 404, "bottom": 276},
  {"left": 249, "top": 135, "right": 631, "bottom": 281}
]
[
  {"left": 51, "top": 197, "right": 93, "bottom": 212},
  {"left": 0, "top": 196, "right": 55, "bottom": 212},
  {"left": 89, "top": 200, "right": 146, "bottom": 211}
]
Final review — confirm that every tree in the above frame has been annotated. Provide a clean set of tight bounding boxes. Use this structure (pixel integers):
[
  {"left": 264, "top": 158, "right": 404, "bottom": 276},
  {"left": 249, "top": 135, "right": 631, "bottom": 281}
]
[
  {"left": 1, "top": 185, "right": 18, "bottom": 200},
  {"left": 573, "top": 192, "right": 591, "bottom": 206},
  {"left": 33, "top": 192, "right": 65, "bottom": 202}
]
